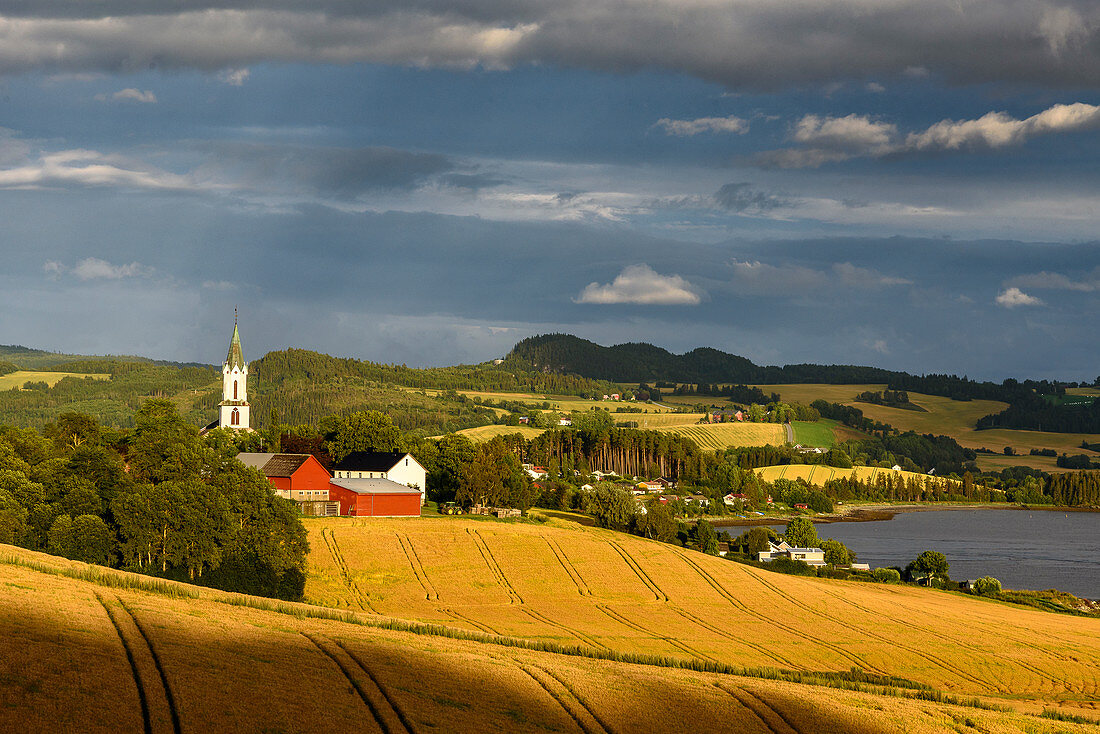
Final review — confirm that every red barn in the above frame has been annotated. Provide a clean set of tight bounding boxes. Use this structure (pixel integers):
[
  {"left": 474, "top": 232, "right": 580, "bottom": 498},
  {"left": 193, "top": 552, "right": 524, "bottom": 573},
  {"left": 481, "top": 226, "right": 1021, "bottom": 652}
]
[
  {"left": 237, "top": 452, "right": 338, "bottom": 515},
  {"left": 328, "top": 478, "right": 422, "bottom": 517}
]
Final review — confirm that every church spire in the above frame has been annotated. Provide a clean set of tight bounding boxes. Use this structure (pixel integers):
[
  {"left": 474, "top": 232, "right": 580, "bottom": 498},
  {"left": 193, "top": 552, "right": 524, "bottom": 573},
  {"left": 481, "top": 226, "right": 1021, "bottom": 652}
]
[{"left": 226, "top": 316, "right": 245, "bottom": 370}]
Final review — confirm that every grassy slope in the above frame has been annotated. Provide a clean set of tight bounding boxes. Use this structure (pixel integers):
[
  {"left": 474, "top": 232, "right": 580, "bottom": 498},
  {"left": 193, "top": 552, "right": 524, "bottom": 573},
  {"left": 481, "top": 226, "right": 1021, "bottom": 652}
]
[
  {"left": 6, "top": 547, "right": 1095, "bottom": 733},
  {"left": 759, "top": 384, "right": 1100, "bottom": 472},
  {"left": 756, "top": 464, "right": 960, "bottom": 490},
  {"left": 302, "top": 516, "right": 1100, "bottom": 718},
  {"left": 0, "top": 371, "right": 109, "bottom": 390},
  {"left": 791, "top": 419, "right": 840, "bottom": 447}
]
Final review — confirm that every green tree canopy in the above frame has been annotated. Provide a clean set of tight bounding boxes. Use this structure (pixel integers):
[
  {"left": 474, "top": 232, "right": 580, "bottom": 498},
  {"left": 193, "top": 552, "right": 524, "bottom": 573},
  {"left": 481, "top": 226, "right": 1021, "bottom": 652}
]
[
  {"left": 695, "top": 519, "right": 719, "bottom": 555},
  {"left": 321, "top": 411, "right": 402, "bottom": 461},
  {"left": 783, "top": 516, "right": 820, "bottom": 548},
  {"left": 584, "top": 482, "right": 636, "bottom": 530},
  {"left": 819, "top": 538, "right": 854, "bottom": 566},
  {"left": 909, "top": 550, "right": 950, "bottom": 579}
]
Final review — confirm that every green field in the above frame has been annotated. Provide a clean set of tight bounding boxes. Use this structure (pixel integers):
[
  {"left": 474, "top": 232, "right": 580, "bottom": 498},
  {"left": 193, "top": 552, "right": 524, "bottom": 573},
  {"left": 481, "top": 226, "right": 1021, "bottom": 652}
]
[
  {"left": 0, "top": 370, "right": 109, "bottom": 390},
  {"left": 790, "top": 419, "right": 840, "bottom": 447}
]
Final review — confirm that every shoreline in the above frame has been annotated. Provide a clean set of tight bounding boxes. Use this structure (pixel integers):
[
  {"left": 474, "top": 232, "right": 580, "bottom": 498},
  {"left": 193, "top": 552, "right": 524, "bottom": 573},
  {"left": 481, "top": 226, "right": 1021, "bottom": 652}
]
[{"left": 709, "top": 501, "right": 1100, "bottom": 528}]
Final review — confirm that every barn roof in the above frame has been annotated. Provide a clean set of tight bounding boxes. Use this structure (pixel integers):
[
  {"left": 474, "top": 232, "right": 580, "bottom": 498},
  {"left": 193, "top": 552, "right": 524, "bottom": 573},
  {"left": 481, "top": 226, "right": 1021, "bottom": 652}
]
[
  {"left": 333, "top": 451, "right": 412, "bottom": 472},
  {"left": 237, "top": 452, "right": 318, "bottom": 478},
  {"left": 330, "top": 478, "right": 421, "bottom": 495}
]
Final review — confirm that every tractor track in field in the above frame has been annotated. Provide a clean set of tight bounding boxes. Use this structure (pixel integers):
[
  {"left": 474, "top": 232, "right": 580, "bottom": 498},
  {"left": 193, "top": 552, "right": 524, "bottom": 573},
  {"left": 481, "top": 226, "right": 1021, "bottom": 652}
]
[
  {"left": 395, "top": 532, "right": 439, "bottom": 601},
  {"left": 439, "top": 607, "right": 502, "bottom": 636},
  {"left": 714, "top": 683, "right": 799, "bottom": 734},
  {"left": 545, "top": 537, "right": 592, "bottom": 596},
  {"left": 468, "top": 529, "right": 522, "bottom": 604},
  {"left": 539, "top": 666, "right": 617, "bottom": 734},
  {"left": 677, "top": 553, "right": 887, "bottom": 675},
  {"left": 668, "top": 605, "right": 799, "bottom": 669},
  {"left": 519, "top": 665, "right": 605, "bottom": 734},
  {"left": 745, "top": 569, "right": 996, "bottom": 691},
  {"left": 334, "top": 639, "right": 418, "bottom": 734},
  {"left": 594, "top": 604, "right": 716, "bottom": 663},
  {"left": 813, "top": 584, "right": 1083, "bottom": 696},
  {"left": 96, "top": 593, "right": 153, "bottom": 734},
  {"left": 608, "top": 541, "right": 668, "bottom": 602},
  {"left": 303, "top": 632, "right": 412, "bottom": 734},
  {"left": 323, "top": 528, "right": 377, "bottom": 613},
  {"left": 520, "top": 608, "right": 609, "bottom": 651},
  {"left": 117, "top": 599, "right": 182, "bottom": 734}
]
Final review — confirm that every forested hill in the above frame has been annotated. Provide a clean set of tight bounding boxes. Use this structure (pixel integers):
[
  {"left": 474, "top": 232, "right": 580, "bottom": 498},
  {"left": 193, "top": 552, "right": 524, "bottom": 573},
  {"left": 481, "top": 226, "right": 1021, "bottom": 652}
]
[
  {"left": 504, "top": 334, "right": 904, "bottom": 385},
  {"left": 253, "top": 348, "right": 607, "bottom": 395},
  {"left": 0, "top": 344, "right": 210, "bottom": 371}
]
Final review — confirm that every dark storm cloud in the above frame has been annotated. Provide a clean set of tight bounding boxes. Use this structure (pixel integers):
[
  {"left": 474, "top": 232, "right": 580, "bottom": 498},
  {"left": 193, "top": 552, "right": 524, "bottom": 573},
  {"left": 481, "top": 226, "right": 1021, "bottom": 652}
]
[
  {"left": 4, "top": 2, "right": 1100, "bottom": 90},
  {"left": 196, "top": 142, "right": 456, "bottom": 197}
]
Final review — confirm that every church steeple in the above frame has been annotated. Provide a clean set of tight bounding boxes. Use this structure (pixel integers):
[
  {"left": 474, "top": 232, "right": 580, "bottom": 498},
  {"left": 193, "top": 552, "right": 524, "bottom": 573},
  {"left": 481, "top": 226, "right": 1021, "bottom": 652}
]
[{"left": 218, "top": 310, "right": 250, "bottom": 431}]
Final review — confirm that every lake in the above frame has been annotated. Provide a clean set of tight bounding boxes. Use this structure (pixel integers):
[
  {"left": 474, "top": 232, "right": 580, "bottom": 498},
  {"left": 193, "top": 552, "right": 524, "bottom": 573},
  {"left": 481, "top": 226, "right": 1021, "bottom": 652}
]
[{"left": 761, "top": 508, "right": 1100, "bottom": 599}]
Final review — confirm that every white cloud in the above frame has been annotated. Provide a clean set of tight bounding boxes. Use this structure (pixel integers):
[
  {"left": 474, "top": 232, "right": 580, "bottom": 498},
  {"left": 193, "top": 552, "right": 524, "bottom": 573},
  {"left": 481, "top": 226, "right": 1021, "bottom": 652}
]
[
  {"left": 760, "top": 102, "right": 1100, "bottom": 167},
  {"left": 655, "top": 115, "right": 749, "bottom": 136},
  {"left": 218, "top": 68, "right": 250, "bottom": 86},
  {"left": 833, "top": 262, "right": 911, "bottom": 287},
  {"left": 96, "top": 88, "right": 157, "bottom": 103},
  {"left": 72, "top": 258, "right": 152, "bottom": 280},
  {"left": 0, "top": 148, "right": 192, "bottom": 190},
  {"left": 995, "top": 287, "right": 1044, "bottom": 308},
  {"left": 575, "top": 264, "right": 701, "bottom": 305},
  {"left": 1007, "top": 269, "right": 1100, "bottom": 292}
]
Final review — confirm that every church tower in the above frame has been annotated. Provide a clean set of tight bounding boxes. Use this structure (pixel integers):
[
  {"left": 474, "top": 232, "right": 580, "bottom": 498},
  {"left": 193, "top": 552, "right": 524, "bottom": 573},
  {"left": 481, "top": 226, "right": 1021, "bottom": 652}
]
[{"left": 218, "top": 312, "right": 250, "bottom": 431}]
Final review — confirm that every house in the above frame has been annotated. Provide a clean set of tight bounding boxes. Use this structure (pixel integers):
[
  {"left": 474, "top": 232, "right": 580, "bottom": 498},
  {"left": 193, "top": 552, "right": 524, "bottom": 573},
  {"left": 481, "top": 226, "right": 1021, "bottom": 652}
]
[
  {"left": 636, "top": 480, "right": 664, "bottom": 493},
  {"left": 717, "top": 541, "right": 729, "bottom": 557},
  {"left": 794, "top": 503, "right": 809, "bottom": 510},
  {"left": 237, "top": 452, "right": 337, "bottom": 516},
  {"left": 332, "top": 451, "right": 427, "bottom": 505},
  {"left": 559, "top": 418, "right": 572, "bottom": 426},
  {"left": 686, "top": 494, "right": 710, "bottom": 506},
  {"left": 525, "top": 465, "right": 549, "bottom": 480},
  {"left": 328, "top": 478, "right": 422, "bottom": 517},
  {"left": 518, "top": 416, "right": 529, "bottom": 424},
  {"left": 724, "top": 492, "right": 749, "bottom": 506},
  {"left": 758, "top": 540, "right": 826, "bottom": 566}
]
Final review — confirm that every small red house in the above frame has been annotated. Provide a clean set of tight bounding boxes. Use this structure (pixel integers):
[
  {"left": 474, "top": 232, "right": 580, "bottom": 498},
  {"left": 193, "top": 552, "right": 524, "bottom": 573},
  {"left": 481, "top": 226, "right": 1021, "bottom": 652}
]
[
  {"left": 328, "top": 478, "right": 422, "bottom": 517},
  {"left": 237, "top": 452, "right": 338, "bottom": 516}
]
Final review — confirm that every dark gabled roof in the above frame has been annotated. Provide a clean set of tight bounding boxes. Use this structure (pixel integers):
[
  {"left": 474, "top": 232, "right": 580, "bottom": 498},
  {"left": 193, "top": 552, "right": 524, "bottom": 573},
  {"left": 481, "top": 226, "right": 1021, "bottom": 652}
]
[
  {"left": 237, "top": 452, "right": 318, "bottom": 478},
  {"left": 333, "top": 451, "right": 409, "bottom": 472}
]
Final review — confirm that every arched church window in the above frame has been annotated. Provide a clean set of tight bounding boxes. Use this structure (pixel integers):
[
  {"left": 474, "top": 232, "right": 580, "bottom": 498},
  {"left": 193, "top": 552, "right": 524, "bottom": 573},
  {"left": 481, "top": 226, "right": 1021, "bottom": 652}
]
[
  {"left": 231, "top": 408, "right": 240, "bottom": 426},
  {"left": 233, "top": 380, "right": 238, "bottom": 400}
]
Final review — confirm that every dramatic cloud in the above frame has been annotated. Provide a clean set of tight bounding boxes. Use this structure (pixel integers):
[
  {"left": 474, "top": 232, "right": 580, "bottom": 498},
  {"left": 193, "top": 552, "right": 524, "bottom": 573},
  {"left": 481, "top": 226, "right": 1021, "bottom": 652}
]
[
  {"left": 6, "top": 3, "right": 1100, "bottom": 89},
  {"left": 759, "top": 103, "right": 1100, "bottom": 167},
  {"left": 995, "top": 287, "right": 1044, "bottom": 308},
  {"left": 575, "top": 264, "right": 701, "bottom": 305},
  {"left": 95, "top": 88, "right": 156, "bottom": 103},
  {"left": 655, "top": 115, "right": 749, "bottom": 136},
  {"left": 0, "top": 148, "right": 191, "bottom": 190}
]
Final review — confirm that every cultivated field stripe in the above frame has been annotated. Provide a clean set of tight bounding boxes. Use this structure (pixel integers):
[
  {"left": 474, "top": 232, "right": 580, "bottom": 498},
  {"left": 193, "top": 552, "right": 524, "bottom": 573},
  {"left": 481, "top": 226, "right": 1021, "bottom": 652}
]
[
  {"left": 518, "top": 665, "right": 597, "bottom": 734},
  {"left": 676, "top": 553, "right": 886, "bottom": 674},
  {"left": 545, "top": 537, "right": 592, "bottom": 596},
  {"left": 520, "top": 608, "right": 610, "bottom": 651},
  {"left": 608, "top": 541, "right": 668, "bottom": 602},
  {"left": 667, "top": 605, "right": 799, "bottom": 669},
  {"left": 395, "top": 533, "right": 439, "bottom": 601},
  {"left": 743, "top": 570, "right": 993, "bottom": 690},
  {"left": 714, "top": 683, "right": 795, "bottom": 734},
  {"left": 334, "top": 639, "right": 417, "bottom": 734},
  {"left": 595, "top": 604, "right": 717, "bottom": 663},
  {"left": 302, "top": 632, "right": 394, "bottom": 734},
  {"left": 538, "top": 666, "right": 617, "bottom": 734},
  {"left": 324, "top": 528, "right": 378, "bottom": 613},
  {"left": 116, "top": 599, "right": 183, "bottom": 734},
  {"left": 439, "top": 607, "right": 502, "bottom": 636},
  {"left": 467, "top": 529, "right": 522, "bottom": 604},
  {"left": 95, "top": 593, "right": 153, "bottom": 734}
]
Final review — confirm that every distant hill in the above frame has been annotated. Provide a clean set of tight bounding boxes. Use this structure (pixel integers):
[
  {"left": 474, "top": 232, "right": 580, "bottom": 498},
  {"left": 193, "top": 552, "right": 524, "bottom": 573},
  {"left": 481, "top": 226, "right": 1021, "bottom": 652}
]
[
  {"left": 504, "top": 333, "right": 903, "bottom": 385},
  {"left": 0, "top": 344, "right": 211, "bottom": 371}
]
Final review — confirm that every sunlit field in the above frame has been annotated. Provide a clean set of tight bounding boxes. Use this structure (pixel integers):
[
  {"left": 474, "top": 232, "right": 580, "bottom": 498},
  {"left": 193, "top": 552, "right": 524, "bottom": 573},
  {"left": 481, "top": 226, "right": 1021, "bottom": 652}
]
[{"left": 0, "top": 370, "right": 109, "bottom": 390}]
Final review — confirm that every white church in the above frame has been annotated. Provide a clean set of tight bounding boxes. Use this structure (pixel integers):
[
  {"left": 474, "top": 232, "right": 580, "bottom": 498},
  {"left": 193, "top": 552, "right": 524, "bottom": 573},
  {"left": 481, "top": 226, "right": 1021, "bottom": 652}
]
[{"left": 216, "top": 315, "right": 251, "bottom": 431}]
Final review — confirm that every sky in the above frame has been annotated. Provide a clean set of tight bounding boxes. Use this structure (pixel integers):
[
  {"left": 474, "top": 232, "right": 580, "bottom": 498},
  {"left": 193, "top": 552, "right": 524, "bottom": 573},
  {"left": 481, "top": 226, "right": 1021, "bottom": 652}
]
[{"left": 0, "top": 1, "right": 1098, "bottom": 381}]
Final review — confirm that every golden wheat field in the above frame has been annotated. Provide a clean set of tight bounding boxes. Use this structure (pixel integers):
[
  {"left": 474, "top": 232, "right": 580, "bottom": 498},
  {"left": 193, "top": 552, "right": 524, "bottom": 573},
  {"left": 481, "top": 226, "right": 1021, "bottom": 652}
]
[
  {"left": 655, "top": 422, "right": 788, "bottom": 449},
  {"left": 443, "top": 424, "right": 549, "bottom": 442},
  {"left": 755, "top": 464, "right": 961, "bottom": 490},
  {"left": 6, "top": 548, "right": 1096, "bottom": 734},
  {"left": 303, "top": 515, "right": 1100, "bottom": 722},
  {"left": 0, "top": 370, "right": 109, "bottom": 390}
]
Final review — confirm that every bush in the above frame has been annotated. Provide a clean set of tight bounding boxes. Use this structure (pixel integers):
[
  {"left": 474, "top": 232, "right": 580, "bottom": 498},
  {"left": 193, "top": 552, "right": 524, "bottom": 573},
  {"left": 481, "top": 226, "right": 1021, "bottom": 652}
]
[
  {"left": 873, "top": 567, "right": 901, "bottom": 584},
  {"left": 972, "top": 576, "right": 1002, "bottom": 596}
]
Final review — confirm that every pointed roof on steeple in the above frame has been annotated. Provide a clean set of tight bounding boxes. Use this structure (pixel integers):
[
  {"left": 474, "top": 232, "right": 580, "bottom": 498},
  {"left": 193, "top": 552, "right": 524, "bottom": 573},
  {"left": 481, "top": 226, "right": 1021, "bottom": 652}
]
[{"left": 225, "top": 313, "right": 245, "bottom": 370}]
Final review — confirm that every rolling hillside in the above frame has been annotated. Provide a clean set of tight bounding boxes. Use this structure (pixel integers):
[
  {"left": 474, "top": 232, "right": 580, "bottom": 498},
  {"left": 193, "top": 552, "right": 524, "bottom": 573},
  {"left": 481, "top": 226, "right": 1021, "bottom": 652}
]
[
  {"left": 756, "top": 464, "right": 960, "bottom": 490},
  {"left": 303, "top": 515, "right": 1100, "bottom": 719},
  {"left": 2, "top": 533, "right": 1098, "bottom": 733}
]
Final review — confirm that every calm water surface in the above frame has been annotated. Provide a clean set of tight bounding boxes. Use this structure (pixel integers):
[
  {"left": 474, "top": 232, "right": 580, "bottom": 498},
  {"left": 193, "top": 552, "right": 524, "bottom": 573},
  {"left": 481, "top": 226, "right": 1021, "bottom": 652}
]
[{"left": 767, "top": 508, "right": 1100, "bottom": 599}]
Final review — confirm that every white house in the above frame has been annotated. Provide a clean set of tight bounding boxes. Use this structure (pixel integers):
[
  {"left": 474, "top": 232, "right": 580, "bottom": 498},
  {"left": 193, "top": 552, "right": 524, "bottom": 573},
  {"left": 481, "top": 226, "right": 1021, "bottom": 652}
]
[
  {"left": 332, "top": 451, "right": 427, "bottom": 506},
  {"left": 758, "top": 540, "right": 826, "bottom": 567}
]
